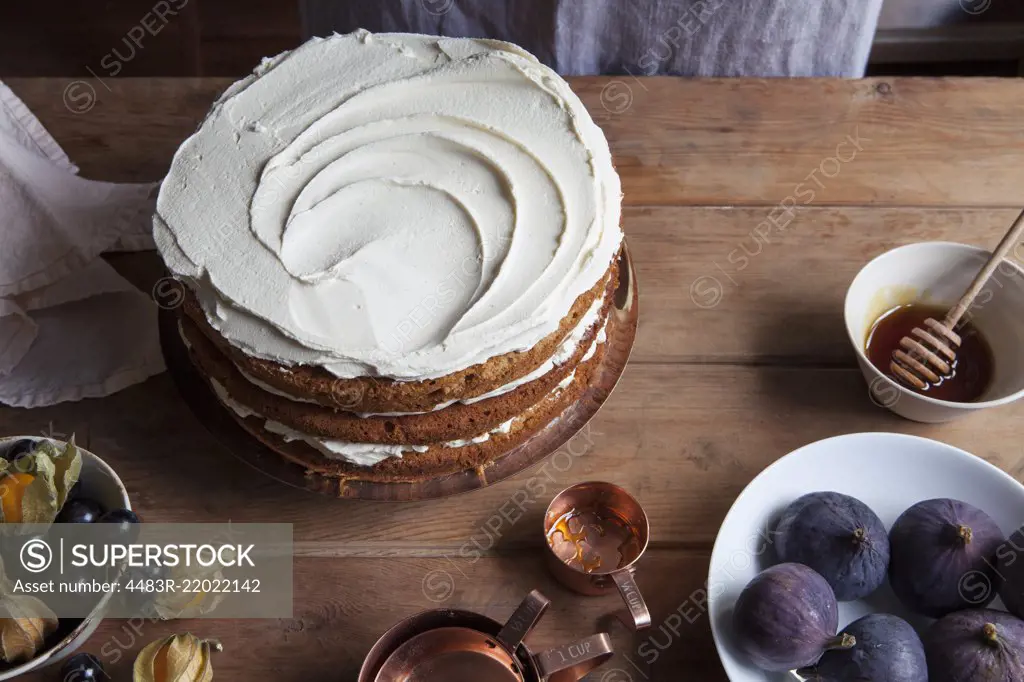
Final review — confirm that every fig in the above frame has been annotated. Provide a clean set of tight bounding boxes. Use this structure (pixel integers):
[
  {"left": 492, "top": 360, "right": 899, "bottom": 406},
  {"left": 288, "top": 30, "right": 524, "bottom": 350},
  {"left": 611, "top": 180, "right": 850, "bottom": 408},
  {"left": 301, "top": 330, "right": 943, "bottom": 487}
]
[
  {"left": 733, "top": 563, "right": 854, "bottom": 672},
  {"left": 889, "top": 498, "right": 1004, "bottom": 617},
  {"left": 997, "top": 527, "right": 1024, "bottom": 619},
  {"left": 924, "top": 608, "right": 1024, "bottom": 682},
  {"left": 775, "top": 491, "right": 890, "bottom": 601},
  {"left": 798, "top": 613, "right": 927, "bottom": 682}
]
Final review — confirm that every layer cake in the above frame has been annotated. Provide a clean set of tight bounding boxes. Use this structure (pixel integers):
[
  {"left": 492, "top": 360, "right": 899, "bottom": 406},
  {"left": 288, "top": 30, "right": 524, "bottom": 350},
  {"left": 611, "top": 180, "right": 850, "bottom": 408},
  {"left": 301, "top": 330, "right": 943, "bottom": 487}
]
[{"left": 155, "top": 31, "right": 624, "bottom": 482}]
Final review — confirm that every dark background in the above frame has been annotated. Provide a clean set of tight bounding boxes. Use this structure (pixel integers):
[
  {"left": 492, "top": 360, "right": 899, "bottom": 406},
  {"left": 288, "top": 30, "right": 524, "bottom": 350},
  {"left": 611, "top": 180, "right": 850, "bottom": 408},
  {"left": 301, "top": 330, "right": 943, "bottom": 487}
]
[{"left": 0, "top": 0, "right": 1023, "bottom": 77}]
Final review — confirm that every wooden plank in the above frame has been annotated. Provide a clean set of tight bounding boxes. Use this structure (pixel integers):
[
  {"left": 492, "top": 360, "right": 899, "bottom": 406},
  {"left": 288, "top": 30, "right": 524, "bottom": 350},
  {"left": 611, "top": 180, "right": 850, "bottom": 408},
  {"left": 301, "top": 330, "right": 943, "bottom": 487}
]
[
  {"left": 0, "top": 2, "right": 202, "bottom": 78},
  {"left": 20, "top": 551, "right": 721, "bottom": 682},
  {"left": 878, "top": 0, "right": 1024, "bottom": 29},
  {"left": 3, "top": 365, "right": 1021, "bottom": 551},
  {"left": 7, "top": 77, "right": 1024, "bottom": 206},
  {"left": 0, "top": 1, "right": 303, "bottom": 78},
  {"left": 576, "top": 76, "right": 1024, "bottom": 207},
  {"left": 196, "top": 0, "right": 302, "bottom": 75},
  {"left": 625, "top": 205, "right": 1024, "bottom": 364},
  {"left": 872, "top": 25, "right": 1024, "bottom": 64}
]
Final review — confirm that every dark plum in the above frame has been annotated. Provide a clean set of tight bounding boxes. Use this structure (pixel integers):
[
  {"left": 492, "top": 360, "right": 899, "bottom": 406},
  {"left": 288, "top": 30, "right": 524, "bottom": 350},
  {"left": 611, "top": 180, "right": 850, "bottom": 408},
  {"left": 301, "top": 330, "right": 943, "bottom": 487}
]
[
  {"left": 61, "top": 652, "right": 107, "bottom": 681},
  {"left": 68, "top": 477, "right": 84, "bottom": 501},
  {"left": 2, "top": 438, "right": 36, "bottom": 471},
  {"left": 775, "top": 491, "right": 890, "bottom": 601},
  {"left": 732, "top": 563, "right": 854, "bottom": 672},
  {"left": 99, "top": 508, "right": 141, "bottom": 543},
  {"left": 2, "top": 438, "right": 35, "bottom": 461},
  {"left": 925, "top": 608, "right": 1024, "bottom": 682},
  {"left": 889, "top": 498, "right": 1004, "bottom": 617},
  {"left": 56, "top": 498, "right": 104, "bottom": 524},
  {"left": 798, "top": 613, "right": 927, "bottom": 682},
  {"left": 100, "top": 508, "right": 139, "bottom": 526},
  {"left": 997, "top": 527, "right": 1024, "bottom": 619}
]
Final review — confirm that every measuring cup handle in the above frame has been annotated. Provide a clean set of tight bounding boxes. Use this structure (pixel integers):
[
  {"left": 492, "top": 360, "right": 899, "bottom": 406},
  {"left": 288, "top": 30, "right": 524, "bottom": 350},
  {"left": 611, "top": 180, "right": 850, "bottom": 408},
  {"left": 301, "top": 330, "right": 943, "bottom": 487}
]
[
  {"left": 497, "top": 589, "right": 551, "bottom": 653},
  {"left": 612, "top": 568, "right": 651, "bottom": 630},
  {"left": 534, "top": 633, "right": 614, "bottom": 681}
]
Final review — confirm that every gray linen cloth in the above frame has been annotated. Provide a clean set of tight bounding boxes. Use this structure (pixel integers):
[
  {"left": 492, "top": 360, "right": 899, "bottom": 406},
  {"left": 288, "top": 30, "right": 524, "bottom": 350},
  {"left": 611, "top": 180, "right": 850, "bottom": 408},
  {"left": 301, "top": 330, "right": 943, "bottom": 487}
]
[{"left": 301, "top": 0, "right": 883, "bottom": 77}]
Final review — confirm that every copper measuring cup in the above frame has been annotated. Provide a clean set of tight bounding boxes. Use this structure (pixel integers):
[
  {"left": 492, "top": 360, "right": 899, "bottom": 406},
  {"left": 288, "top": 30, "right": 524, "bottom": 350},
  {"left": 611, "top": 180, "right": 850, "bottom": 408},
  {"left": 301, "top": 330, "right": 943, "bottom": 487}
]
[
  {"left": 543, "top": 481, "right": 651, "bottom": 630},
  {"left": 360, "top": 591, "right": 613, "bottom": 682}
]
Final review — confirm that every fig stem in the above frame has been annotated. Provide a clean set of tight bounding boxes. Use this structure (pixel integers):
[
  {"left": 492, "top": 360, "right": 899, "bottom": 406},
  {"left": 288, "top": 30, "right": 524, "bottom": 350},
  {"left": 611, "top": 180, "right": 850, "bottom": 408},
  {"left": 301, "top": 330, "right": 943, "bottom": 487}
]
[
  {"left": 851, "top": 528, "right": 866, "bottom": 545},
  {"left": 957, "top": 524, "right": 973, "bottom": 545},
  {"left": 825, "top": 633, "right": 856, "bottom": 651},
  {"left": 982, "top": 623, "right": 999, "bottom": 646}
]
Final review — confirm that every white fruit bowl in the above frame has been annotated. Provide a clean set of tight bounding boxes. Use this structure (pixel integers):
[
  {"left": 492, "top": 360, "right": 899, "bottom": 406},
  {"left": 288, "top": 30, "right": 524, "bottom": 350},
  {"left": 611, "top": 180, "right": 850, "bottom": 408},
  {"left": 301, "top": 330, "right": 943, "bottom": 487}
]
[
  {"left": 0, "top": 436, "right": 131, "bottom": 680},
  {"left": 709, "top": 432, "right": 1024, "bottom": 682}
]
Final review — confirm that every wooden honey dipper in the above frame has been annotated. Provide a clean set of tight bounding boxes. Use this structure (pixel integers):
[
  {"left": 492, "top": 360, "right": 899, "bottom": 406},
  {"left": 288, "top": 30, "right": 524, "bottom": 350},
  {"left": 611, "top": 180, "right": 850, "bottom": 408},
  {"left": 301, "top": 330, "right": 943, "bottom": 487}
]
[{"left": 891, "top": 207, "right": 1024, "bottom": 390}]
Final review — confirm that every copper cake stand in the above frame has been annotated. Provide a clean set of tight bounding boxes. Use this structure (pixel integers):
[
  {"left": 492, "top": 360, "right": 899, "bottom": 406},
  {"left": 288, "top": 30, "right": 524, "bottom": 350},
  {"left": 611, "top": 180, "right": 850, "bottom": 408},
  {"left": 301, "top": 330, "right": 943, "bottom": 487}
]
[{"left": 160, "top": 243, "right": 638, "bottom": 501}]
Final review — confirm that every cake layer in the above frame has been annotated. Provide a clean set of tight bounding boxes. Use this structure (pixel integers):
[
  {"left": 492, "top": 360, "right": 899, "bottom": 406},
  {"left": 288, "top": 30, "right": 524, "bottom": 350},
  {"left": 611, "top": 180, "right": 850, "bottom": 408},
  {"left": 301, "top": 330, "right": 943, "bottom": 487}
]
[
  {"left": 154, "top": 31, "right": 623, "bottom": 381},
  {"left": 178, "top": 286, "right": 610, "bottom": 444},
  {"left": 182, "top": 258, "right": 618, "bottom": 413},
  {"left": 210, "top": 335, "right": 607, "bottom": 482}
]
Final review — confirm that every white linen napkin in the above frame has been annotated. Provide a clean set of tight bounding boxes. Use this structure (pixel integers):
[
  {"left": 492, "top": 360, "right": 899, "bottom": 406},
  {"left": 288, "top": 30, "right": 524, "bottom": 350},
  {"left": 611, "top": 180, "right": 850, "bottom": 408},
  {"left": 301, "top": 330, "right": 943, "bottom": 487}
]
[{"left": 0, "top": 81, "right": 165, "bottom": 407}]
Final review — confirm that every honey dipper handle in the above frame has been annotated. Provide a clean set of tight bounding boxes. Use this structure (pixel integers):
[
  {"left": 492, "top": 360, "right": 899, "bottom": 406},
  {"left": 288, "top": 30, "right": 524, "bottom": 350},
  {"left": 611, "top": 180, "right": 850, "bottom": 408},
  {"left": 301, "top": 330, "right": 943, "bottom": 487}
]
[{"left": 945, "top": 207, "right": 1024, "bottom": 328}]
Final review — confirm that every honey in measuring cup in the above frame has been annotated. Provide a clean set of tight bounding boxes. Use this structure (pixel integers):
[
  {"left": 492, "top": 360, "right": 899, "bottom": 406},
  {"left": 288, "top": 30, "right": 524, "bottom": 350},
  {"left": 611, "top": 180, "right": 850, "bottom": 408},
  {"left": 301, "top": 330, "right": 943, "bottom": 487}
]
[
  {"left": 545, "top": 508, "right": 642, "bottom": 575},
  {"left": 865, "top": 303, "right": 994, "bottom": 402}
]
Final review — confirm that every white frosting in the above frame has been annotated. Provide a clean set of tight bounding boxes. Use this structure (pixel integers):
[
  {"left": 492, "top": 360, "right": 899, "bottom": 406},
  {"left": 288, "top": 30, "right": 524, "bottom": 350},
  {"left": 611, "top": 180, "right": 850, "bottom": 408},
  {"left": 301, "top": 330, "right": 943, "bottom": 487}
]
[
  {"left": 209, "top": 378, "right": 261, "bottom": 421},
  {"left": 210, "top": 378, "right": 425, "bottom": 466},
  {"left": 263, "top": 420, "right": 427, "bottom": 466},
  {"left": 584, "top": 327, "right": 606, "bottom": 362},
  {"left": 210, "top": 378, "right": 522, "bottom": 467},
  {"left": 188, "top": 310, "right": 604, "bottom": 467},
  {"left": 458, "top": 294, "right": 604, "bottom": 405},
  {"left": 225, "top": 286, "right": 608, "bottom": 417},
  {"left": 238, "top": 367, "right": 321, "bottom": 405},
  {"left": 155, "top": 31, "right": 622, "bottom": 381},
  {"left": 349, "top": 292, "right": 607, "bottom": 416},
  {"left": 442, "top": 417, "right": 515, "bottom": 448},
  {"left": 178, "top": 321, "right": 193, "bottom": 350}
]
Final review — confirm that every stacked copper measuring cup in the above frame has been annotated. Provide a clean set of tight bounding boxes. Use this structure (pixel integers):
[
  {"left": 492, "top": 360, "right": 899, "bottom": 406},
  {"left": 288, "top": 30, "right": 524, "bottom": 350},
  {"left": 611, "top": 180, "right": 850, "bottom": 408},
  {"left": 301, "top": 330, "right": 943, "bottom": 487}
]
[
  {"left": 359, "top": 591, "right": 613, "bottom": 682},
  {"left": 361, "top": 481, "right": 650, "bottom": 680}
]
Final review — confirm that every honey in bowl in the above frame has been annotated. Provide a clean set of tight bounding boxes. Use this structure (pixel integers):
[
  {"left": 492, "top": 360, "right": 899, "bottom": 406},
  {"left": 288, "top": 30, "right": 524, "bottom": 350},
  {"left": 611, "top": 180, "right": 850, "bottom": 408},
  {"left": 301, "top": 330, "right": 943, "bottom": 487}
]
[{"left": 865, "top": 303, "right": 994, "bottom": 402}]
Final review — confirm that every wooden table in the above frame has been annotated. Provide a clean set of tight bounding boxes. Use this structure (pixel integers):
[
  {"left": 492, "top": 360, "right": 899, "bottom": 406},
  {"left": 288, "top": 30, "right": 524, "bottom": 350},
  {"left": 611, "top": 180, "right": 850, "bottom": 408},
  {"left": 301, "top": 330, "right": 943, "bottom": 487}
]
[{"left": 6, "top": 76, "right": 1024, "bottom": 681}]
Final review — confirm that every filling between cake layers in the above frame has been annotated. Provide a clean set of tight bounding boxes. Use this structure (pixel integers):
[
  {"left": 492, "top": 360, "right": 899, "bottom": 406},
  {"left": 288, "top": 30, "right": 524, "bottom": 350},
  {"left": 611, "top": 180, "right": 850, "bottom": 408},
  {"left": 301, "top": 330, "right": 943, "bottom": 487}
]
[
  {"left": 203, "top": 321, "right": 607, "bottom": 468},
  {"left": 227, "top": 291, "right": 608, "bottom": 416}
]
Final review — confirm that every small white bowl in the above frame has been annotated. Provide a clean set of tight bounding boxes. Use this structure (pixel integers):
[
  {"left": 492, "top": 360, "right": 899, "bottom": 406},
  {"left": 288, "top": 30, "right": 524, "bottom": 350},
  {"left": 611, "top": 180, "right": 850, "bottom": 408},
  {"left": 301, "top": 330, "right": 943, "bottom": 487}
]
[
  {"left": 709, "top": 432, "right": 1024, "bottom": 682},
  {"left": 845, "top": 241, "right": 1024, "bottom": 422},
  {"left": 0, "top": 436, "right": 131, "bottom": 679}
]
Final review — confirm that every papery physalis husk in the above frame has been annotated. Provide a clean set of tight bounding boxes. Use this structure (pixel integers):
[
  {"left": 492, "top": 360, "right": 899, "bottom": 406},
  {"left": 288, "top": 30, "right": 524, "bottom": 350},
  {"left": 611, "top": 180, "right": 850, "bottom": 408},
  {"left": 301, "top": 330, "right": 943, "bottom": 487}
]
[
  {"left": 0, "top": 594, "right": 58, "bottom": 663},
  {"left": 0, "top": 437, "right": 82, "bottom": 525},
  {"left": 134, "top": 633, "right": 223, "bottom": 682},
  {"left": 152, "top": 563, "right": 228, "bottom": 621},
  {"left": 50, "top": 437, "right": 82, "bottom": 512},
  {"left": 0, "top": 555, "right": 13, "bottom": 594}
]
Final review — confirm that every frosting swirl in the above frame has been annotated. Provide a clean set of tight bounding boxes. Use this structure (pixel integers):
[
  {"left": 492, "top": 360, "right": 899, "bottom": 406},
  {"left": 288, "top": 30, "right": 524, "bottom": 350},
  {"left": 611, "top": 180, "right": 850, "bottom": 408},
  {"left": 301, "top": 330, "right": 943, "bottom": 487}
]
[{"left": 155, "top": 31, "right": 622, "bottom": 380}]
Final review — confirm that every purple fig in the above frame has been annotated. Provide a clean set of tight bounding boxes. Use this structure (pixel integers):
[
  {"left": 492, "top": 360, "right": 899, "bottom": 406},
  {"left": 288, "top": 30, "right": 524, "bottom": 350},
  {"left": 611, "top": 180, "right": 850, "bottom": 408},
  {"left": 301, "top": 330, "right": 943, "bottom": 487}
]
[
  {"left": 732, "top": 563, "right": 854, "bottom": 672},
  {"left": 775, "top": 491, "right": 890, "bottom": 601},
  {"left": 889, "top": 498, "right": 1004, "bottom": 617},
  {"left": 798, "top": 613, "right": 928, "bottom": 682},
  {"left": 924, "top": 609, "right": 1024, "bottom": 682},
  {"left": 997, "top": 527, "right": 1024, "bottom": 619}
]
